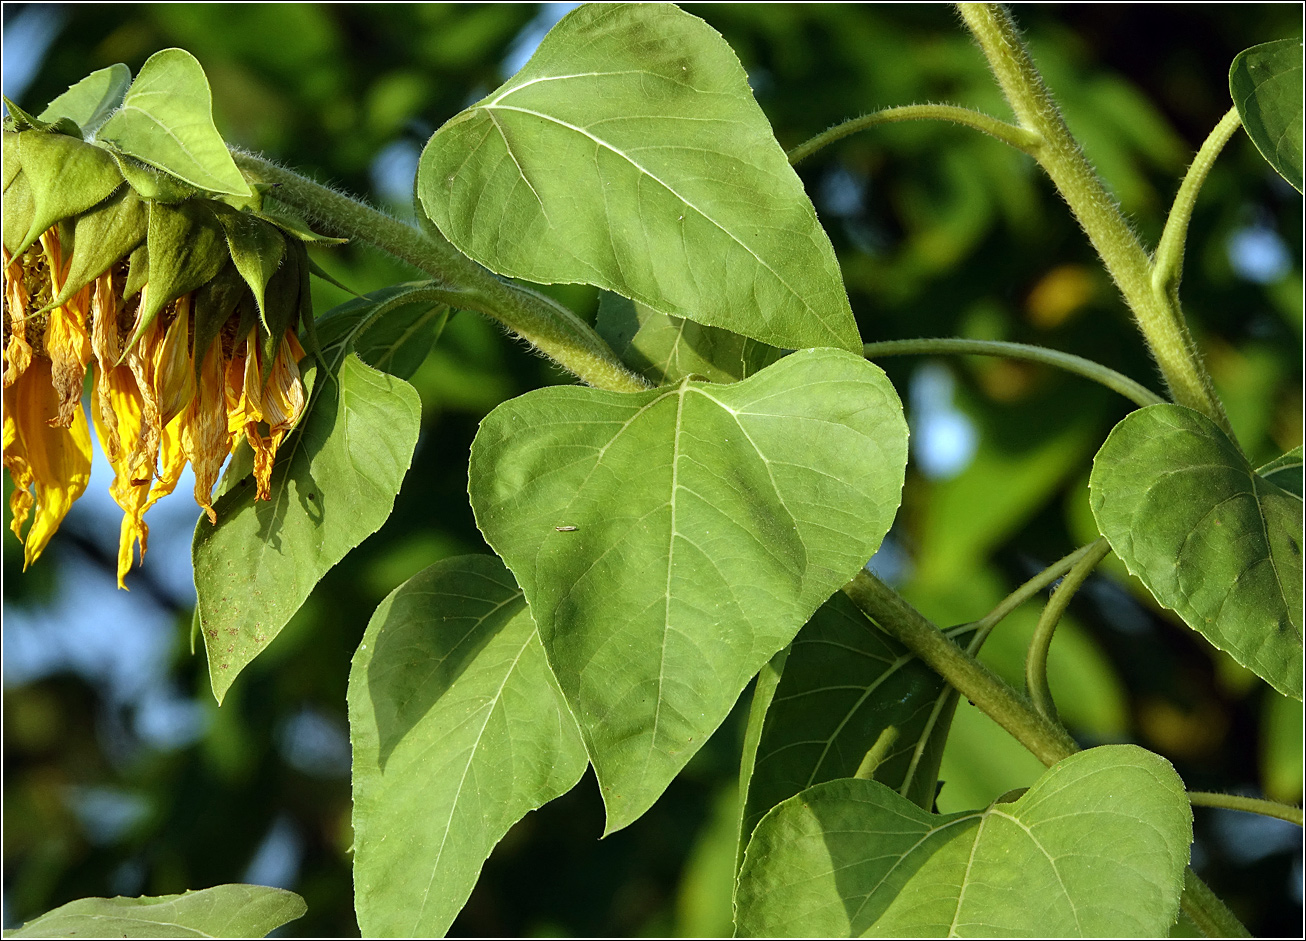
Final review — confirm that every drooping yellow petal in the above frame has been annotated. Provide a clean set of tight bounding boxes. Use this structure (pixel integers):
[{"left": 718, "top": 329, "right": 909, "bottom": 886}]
[
  {"left": 123, "top": 288, "right": 164, "bottom": 485},
  {"left": 3, "top": 247, "right": 35, "bottom": 390},
  {"left": 2, "top": 358, "right": 92, "bottom": 568},
  {"left": 181, "top": 338, "right": 232, "bottom": 524},
  {"left": 91, "top": 359, "right": 182, "bottom": 589},
  {"left": 153, "top": 296, "right": 196, "bottom": 427},
  {"left": 39, "top": 231, "right": 93, "bottom": 428},
  {"left": 235, "top": 331, "right": 306, "bottom": 501},
  {"left": 90, "top": 269, "right": 126, "bottom": 462}
]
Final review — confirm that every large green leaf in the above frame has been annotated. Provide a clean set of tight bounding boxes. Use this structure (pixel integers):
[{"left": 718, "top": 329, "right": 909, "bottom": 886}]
[
  {"left": 1089, "top": 404, "right": 1303, "bottom": 699},
  {"left": 193, "top": 350, "right": 421, "bottom": 703},
  {"left": 595, "top": 292, "right": 783, "bottom": 386},
  {"left": 39, "top": 63, "right": 132, "bottom": 138},
  {"left": 97, "top": 48, "right": 251, "bottom": 197},
  {"left": 1230, "top": 39, "right": 1304, "bottom": 193},
  {"left": 418, "top": 3, "right": 860, "bottom": 353},
  {"left": 735, "top": 745, "right": 1191, "bottom": 937},
  {"left": 9, "top": 885, "right": 306, "bottom": 939},
  {"left": 469, "top": 348, "right": 907, "bottom": 832},
  {"left": 350, "top": 555, "right": 587, "bottom": 937},
  {"left": 737, "top": 592, "right": 963, "bottom": 863}
]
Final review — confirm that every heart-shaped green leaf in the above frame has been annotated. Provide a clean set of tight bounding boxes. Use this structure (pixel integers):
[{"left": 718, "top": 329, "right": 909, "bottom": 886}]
[
  {"left": 350, "top": 555, "right": 587, "bottom": 937},
  {"left": 1231, "top": 39, "right": 1304, "bottom": 193},
  {"left": 469, "top": 348, "right": 907, "bottom": 832},
  {"left": 737, "top": 592, "right": 964, "bottom": 866},
  {"left": 735, "top": 745, "right": 1191, "bottom": 937},
  {"left": 9, "top": 885, "right": 306, "bottom": 939},
  {"left": 596, "top": 291, "right": 783, "bottom": 386},
  {"left": 1090, "top": 404, "right": 1303, "bottom": 699},
  {"left": 418, "top": 3, "right": 860, "bottom": 353},
  {"left": 39, "top": 63, "right": 132, "bottom": 139},
  {"left": 194, "top": 350, "right": 420, "bottom": 703},
  {"left": 97, "top": 48, "right": 251, "bottom": 197}
]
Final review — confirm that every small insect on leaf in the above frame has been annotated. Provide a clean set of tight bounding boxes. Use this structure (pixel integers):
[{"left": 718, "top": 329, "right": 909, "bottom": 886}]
[{"left": 555, "top": 525, "right": 579, "bottom": 532}]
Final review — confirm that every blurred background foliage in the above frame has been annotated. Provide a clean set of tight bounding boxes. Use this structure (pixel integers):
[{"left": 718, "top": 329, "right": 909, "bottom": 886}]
[{"left": 2, "top": 3, "right": 1301, "bottom": 936}]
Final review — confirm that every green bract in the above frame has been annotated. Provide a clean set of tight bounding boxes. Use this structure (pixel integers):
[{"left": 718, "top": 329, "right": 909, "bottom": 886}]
[{"left": 3, "top": 49, "right": 337, "bottom": 363}]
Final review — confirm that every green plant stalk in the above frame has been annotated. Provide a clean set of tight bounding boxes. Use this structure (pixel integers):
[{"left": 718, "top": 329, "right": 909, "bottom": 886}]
[
  {"left": 863, "top": 338, "right": 1164, "bottom": 408},
  {"left": 1182, "top": 870, "right": 1253, "bottom": 939},
  {"left": 1025, "top": 538, "right": 1111, "bottom": 723},
  {"left": 1153, "top": 107, "right": 1243, "bottom": 297},
  {"left": 230, "top": 151, "right": 651, "bottom": 394},
  {"left": 787, "top": 104, "right": 1040, "bottom": 165},
  {"left": 843, "top": 568, "right": 1251, "bottom": 937},
  {"left": 956, "top": 4, "right": 1234, "bottom": 440},
  {"left": 843, "top": 570, "right": 1079, "bottom": 766},
  {"left": 966, "top": 539, "right": 1107, "bottom": 654},
  {"left": 1188, "top": 791, "right": 1305, "bottom": 827}
]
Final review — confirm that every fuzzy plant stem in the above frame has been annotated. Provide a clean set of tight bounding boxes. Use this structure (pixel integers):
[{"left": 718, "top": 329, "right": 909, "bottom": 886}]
[
  {"left": 1188, "top": 791, "right": 1305, "bottom": 827},
  {"left": 956, "top": 3, "right": 1234, "bottom": 440},
  {"left": 231, "top": 151, "right": 651, "bottom": 394}
]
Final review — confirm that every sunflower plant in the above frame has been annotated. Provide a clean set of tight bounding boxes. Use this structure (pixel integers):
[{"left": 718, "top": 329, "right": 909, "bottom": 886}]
[{"left": 3, "top": 4, "right": 1302, "bottom": 939}]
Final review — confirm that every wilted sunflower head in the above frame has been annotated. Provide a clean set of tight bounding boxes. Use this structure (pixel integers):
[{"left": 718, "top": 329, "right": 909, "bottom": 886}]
[{"left": 2, "top": 51, "right": 336, "bottom": 588}]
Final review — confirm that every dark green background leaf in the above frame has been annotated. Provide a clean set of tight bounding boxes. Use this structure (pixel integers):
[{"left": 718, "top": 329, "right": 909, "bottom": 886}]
[
  {"left": 418, "top": 3, "right": 860, "bottom": 353},
  {"left": 97, "top": 48, "right": 251, "bottom": 196},
  {"left": 595, "top": 292, "right": 783, "bottom": 386},
  {"left": 315, "top": 282, "right": 451, "bottom": 381},
  {"left": 1231, "top": 39, "right": 1304, "bottom": 193},
  {"left": 193, "top": 351, "right": 421, "bottom": 703},
  {"left": 350, "top": 555, "right": 587, "bottom": 937},
  {"left": 1090, "top": 404, "right": 1303, "bottom": 699},
  {"left": 469, "top": 348, "right": 907, "bottom": 833},
  {"left": 737, "top": 591, "right": 962, "bottom": 862},
  {"left": 1258, "top": 445, "right": 1304, "bottom": 499},
  {"left": 735, "top": 745, "right": 1191, "bottom": 937},
  {"left": 9, "top": 885, "right": 306, "bottom": 939}
]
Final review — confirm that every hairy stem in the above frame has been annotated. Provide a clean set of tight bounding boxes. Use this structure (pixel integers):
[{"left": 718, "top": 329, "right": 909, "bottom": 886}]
[
  {"left": 1153, "top": 108, "right": 1243, "bottom": 297},
  {"left": 1025, "top": 538, "right": 1111, "bottom": 723},
  {"left": 1181, "top": 870, "right": 1253, "bottom": 938},
  {"left": 787, "top": 103, "right": 1041, "bottom": 165},
  {"left": 956, "top": 4, "right": 1233, "bottom": 438},
  {"left": 863, "top": 337, "right": 1164, "bottom": 408},
  {"left": 843, "top": 569, "right": 1079, "bottom": 765},
  {"left": 1189, "top": 791, "right": 1305, "bottom": 827},
  {"left": 231, "top": 151, "right": 651, "bottom": 393}
]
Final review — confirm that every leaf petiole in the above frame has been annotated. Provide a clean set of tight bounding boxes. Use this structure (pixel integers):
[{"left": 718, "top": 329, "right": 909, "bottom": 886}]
[
  {"left": 1024, "top": 538, "right": 1111, "bottom": 723},
  {"left": 863, "top": 337, "right": 1164, "bottom": 409},
  {"left": 1152, "top": 107, "right": 1243, "bottom": 299},
  {"left": 787, "top": 103, "right": 1041, "bottom": 165}
]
